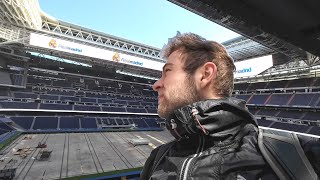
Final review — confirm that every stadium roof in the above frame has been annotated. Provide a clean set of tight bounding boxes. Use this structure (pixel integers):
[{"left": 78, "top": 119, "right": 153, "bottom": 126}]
[
  {"left": 222, "top": 36, "right": 274, "bottom": 61},
  {"left": 0, "top": 0, "right": 275, "bottom": 62},
  {"left": 2, "top": 0, "right": 318, "bottom": 80},
  {"left": 169, "top": 0, "right": 320, "bottom": 65}
]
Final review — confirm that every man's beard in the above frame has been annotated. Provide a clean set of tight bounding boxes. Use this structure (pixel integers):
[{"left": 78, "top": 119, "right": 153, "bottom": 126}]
[{"left": 157, "top": 77, "right": 201, "bottom": 119}]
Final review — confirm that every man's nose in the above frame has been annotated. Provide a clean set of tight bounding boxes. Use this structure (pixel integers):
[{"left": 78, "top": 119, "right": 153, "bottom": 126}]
[{"left": 153, "top": 78, "right": 163, "bottom": 91}]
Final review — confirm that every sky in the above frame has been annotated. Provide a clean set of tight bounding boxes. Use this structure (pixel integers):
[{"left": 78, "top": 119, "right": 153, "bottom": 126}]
[{"left": 38, "top": 0, "right": 240, "bottom": 49}]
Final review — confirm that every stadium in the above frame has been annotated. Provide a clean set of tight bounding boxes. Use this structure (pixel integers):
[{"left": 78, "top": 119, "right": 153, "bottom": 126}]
[{"left": 0, "top": 0, "right": 319, "bottom": 179}]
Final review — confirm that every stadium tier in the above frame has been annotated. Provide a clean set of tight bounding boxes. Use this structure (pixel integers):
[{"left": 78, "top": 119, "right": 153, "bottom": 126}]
[
  {"left": 0, "top": 67, "right": 163, "bottom": 133},
  {"left": 233, "top": 79, "right": 320, "bottom": 135},
  {"left": 0, "top": 66, "right": 319, "bottom": 135}
]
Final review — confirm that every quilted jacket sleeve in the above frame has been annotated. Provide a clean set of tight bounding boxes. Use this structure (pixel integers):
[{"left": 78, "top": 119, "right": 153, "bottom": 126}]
[
  {"left": 140, "top": 146, "right": 160, "bottom": 180},
  {"left": 298, "top": 135, "right": 320, "bottom": 176}
]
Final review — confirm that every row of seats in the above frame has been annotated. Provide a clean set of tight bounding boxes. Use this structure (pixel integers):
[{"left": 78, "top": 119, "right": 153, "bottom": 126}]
[
  {"left": 9, "top": 116, "right": 163, "bottom": 130},
  {"left": 3, "top": 115, "right": 319, "bottom": 136},
  {"left": 29, "top": 69, "right": 320, "bottom": 93},
  {"left": 13, "top": 92, "right": 157, "bottom": 106},
  {"left": 0, "top": 101, "right": 158, "bottom": 113},
  {"left": 10, "top": 92, "right": 320, "bottom": 114},
  {"left": 257, "top": 119, "right": 320, "bottom": 135},
  {"left": 27, "top": 76, "right": 156, "bottom": 97},
  {"left": 235, "top": 77, "right": 320, "bottom": 91},
  {"left": 249, "top": 108, "right": 320, "bottom": 121},
  {"left": 236, "top": 93, "right": 320, "bottom": 106}
]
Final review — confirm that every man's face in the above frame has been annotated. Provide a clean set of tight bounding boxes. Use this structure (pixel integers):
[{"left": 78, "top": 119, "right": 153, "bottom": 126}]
[{"left": 153, "top": 50, "right": 201, "bottom": 119}]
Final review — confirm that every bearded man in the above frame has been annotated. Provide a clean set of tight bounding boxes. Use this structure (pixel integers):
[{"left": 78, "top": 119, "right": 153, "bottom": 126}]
[{"left": 141, "top": 33, "right": 319, "bottom": 180}]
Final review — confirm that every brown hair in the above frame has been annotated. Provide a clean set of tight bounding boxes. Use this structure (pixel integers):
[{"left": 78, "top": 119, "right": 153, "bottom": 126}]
[{"left": 161, "top": 33, "right": 235, "bottom": 97}]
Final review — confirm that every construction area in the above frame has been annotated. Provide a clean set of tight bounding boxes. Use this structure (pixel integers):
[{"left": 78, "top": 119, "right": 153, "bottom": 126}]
[{"left": 0, "top": 131, "right": 172, "bottom": 179}]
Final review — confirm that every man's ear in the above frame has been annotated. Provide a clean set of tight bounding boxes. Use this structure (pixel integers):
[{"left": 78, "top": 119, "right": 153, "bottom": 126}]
[{"left": 199, "top": 62, "right": 217, "bottom": 89}]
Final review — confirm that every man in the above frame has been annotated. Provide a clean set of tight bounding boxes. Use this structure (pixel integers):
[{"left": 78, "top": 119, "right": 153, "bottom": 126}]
[{"left": 141, "top": 33, "right": 319, "bottom": 179}]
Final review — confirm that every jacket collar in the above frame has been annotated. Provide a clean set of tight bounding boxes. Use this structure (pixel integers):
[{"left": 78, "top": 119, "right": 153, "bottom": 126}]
[{"left": 165, "top": 97, "right": 258, "bottom": 140}]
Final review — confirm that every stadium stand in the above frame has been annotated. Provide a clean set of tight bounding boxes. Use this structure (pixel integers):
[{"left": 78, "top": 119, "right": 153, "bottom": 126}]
[
  {"left": 3, "top": 62, "right": 319, "bottom": 180},
  {"left": 0, "top": 59, "right": 319, "bottom": 136},
  {"left": 0, "top": 62, "right": 163, "bottom": 133},
  {"left": 233, "top": 76, "right": 320, "bottom": 136}
]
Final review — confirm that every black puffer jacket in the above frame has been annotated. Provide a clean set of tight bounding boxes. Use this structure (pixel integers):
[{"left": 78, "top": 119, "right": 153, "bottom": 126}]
[{"left": 141, "top": 97, "right": 319, "bottom": 180}]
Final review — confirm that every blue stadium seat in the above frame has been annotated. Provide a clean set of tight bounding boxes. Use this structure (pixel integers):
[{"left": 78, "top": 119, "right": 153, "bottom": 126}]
[
  {"left": 248, "top": 94, "right": 270, "bottom": 105},
  {"left": 97, "top": 98, "right": 113, "bottom": 104},
  {"left": 267, "top": 93, "right": 292, "bottom": 105},
  {"left": 303, "top": 112, "right": 320, "bottom": 121},
  {"left": 270, "top": 122, "right": 310, "bottom": 133},
  {"left": 247, "top": 107, "right": 257, "bottom": 115},
  {"left": 101, "top": 106, "right": 126, "bottom": 112},
  {"left": 257, "top": 118, "right": 273, "bottom": 127},
  {"left": 113, "top": 100, "right": 128, "bottom": 105},
  {"left": 40, "top": 103, "right": 72, "bottom": 110},
  {"left": 277, "top": 110, "right": 303, "bottom": 119},
  {"left": 128, "top": 101, "right": 141, "bottom": 106},
  {"left": 289, "top": 93, "right": 317, "bottom": 106},
  {"left": 144, "top": 118, "right": 159, "bottom": 128},
  {"left": 116, "top": 119, "right": 124, "bottom": 125},
  {"left": 0, "top": 121, "right": 14, "bottom": 135},
  {"left": 74, "top": 105, "right": 101, "bottom": 111},
  {"left": 52, "top": 80, "right": 72, "bottom": 88},
  {"left": 146, "top": 108, "right": 157, "bottom": 113},
  {"left": 235, "top": 94, "right": 252, "bottom": 102},
  {"left": 257, "top": 109, "right": 279, "bottom": 116},
  {"left": 14, "top": 92, "right": 38, "bottom": 99},
  {"left": 39, "top": 94, "right": 59, "bottom": 100},
  {"left": 307, "top": 126, "right": 320, "bottom": 135},
  {"left": 10, "top": 117, "right": 34, "bottom": 129},
  {"left": 0, "top": 102, "right": 38, "bottom": 109},
  {"left": 132, "top": 118, "right": 149, "bottom": 128},
  {"left": 60, "top": 96, "right": 80, "bottom": 102},
  {"left": 126, "top": 108, "right": 147, "bottom": 113},
  {"left": 47, "top": 89, "right": 75, "bottom": 96},
  {"left": 81, "top": 97, "right": 97, "bottom": 103},
  {"left": 33, "top": 117, "right": 58, "bottom": 130},
  {"left": 81, "top": 117, "right": 97, "bottom": 129},
  {"left": 60, "top": 117, "right": 80, "bottom": 129},
  {"left": 141, "top": 102, "right": 154, "bottom": 106}
]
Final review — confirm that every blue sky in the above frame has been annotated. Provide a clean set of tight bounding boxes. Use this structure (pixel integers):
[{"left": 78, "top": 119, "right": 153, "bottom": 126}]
[{"left": 38, "top": 0, "right": 240, "bottom": 48}]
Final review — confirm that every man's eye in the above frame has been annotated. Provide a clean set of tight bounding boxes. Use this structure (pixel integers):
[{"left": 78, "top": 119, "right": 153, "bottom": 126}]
[{"left": 165, "top": 69, "right": 171, "bottom": 73}]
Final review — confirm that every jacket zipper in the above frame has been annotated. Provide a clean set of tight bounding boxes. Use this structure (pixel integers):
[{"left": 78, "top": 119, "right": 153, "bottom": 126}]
[
  {"left": 179, "top": 135, "right": 205, "bottom": 180},
  {"left": 179, "top": 139, "right": 238, "bottom": 180}
]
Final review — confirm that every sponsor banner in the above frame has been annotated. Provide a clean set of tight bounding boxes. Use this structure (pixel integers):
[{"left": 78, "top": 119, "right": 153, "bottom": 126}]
[
  {"left": 29, "top": 33, "right": 164, "bottom": 71},
  {"left": 29, "top": 33, "right": 273, "bottom": 77},
  {"left": 234, "top": 55, "right": 273, "bottom": 78}
]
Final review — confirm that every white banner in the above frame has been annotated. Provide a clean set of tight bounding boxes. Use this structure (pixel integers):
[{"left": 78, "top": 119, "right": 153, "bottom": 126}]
[
  {"left": 29, "top": 33, "right": 273, "bottom": 78},
  {"left": 29, "top": 33, "right": 165, "bottom": 71},
  {"left": 234, "top": 55, "right": 273, "bottom": 78}
]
